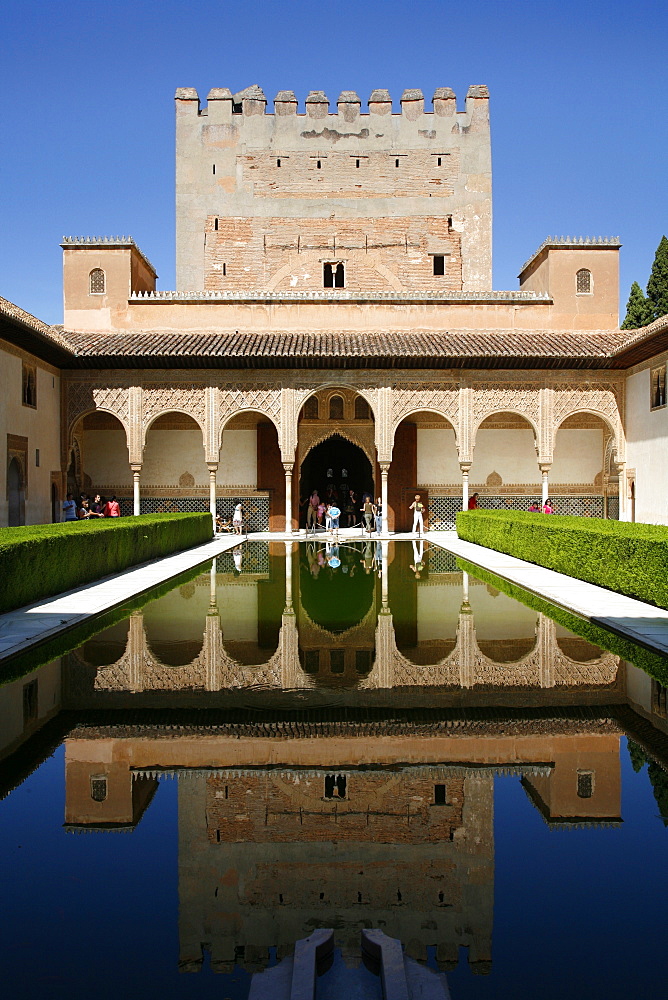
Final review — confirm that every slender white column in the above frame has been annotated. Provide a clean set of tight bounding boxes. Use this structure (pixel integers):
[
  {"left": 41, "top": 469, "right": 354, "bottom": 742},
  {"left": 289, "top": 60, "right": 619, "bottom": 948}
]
[
  {"left": 460, "top": 463, "right": 471, "bottom": 511},
  {"left": 380, "top": 463, "right": 390, "bottom": 534},
  {"left": 131, "top": 464, "right": 141, "bottom": 516},
  {"left": 207, "top": 463, "right": 218, "bottom": 529},
  {"left": 540, "top": 464, "right": 551, "bottom": 506},
  {"left": 283, "top": 463, "right": 294, "bottom": 534},
  {"left": 616, "top": 461, "right": 628, "bottom": 520},
  {"left": 462, "top": 570, "right": 470, "bottom": 605},
  {"left": 209, "top": 558, "right": 217, "bottom": 607},
  {"left": 381, "top": 540, "right": 389, "bottom": 607},
  {"left": 285, "top": 541, "right": 293, "bottom": 608}
]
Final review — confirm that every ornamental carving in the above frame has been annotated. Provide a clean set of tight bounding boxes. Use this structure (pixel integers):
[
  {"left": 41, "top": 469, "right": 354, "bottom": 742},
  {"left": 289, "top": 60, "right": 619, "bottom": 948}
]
[
  {"left": 219, "top": 384, "right": 282, "bottom": 426},
  {"left": 142, "top": 383, "right": 207, "bottom": 432},
  {"left": 390, "top": 382, "right": 460, "bottom": 435},
  {"left": 550, "top": 383, "right": 624, "bottom": 454},
  {"left": 471, "top": 385, "right": 541, "bottom": 441},
  {"left": 66, "top": 382, "right": 130, "bottom": 433}
]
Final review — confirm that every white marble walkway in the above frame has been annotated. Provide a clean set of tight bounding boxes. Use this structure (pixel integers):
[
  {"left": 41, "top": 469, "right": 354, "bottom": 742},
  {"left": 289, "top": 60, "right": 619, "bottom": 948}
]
[
  {"left": 429, "top": 531, "right": 668, "bottom": 658},
  {"left": 0, "top": 533, "right": 245, "bottom": 663}
]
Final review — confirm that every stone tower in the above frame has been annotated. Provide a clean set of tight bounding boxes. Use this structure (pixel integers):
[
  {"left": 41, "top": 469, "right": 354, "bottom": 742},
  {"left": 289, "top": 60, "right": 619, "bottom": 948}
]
[{"left": 175, "top": 84, "right": 492, "bottom": 293}]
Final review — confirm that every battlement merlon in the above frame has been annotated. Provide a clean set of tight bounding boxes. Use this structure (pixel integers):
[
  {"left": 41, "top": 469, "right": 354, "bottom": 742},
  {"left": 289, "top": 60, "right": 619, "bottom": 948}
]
[{"left": 175, "top": 84, "right": 489, "bottom": 126}]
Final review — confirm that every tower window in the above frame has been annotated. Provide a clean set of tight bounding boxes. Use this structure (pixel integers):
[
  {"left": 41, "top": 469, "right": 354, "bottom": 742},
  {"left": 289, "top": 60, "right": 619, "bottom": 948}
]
[
  {"left": 323, "top": 262, "right": 345, "bottom": 288},
  {"left": 22, "top": 363, "right": 37, "bottom": 407},
  {"left": 434, "top": 784, "right": 447, "bottom": 805},
  {"left": 576, "top": 268, "right": 592, "bottom": 294},
  {"left": 212, "top": 164, "right": 216, "bottom": 175},
  {"left": 577, "top": 771, "right": 594, "bottom": 799},
  {"left": 214, "top": 218, "right": 219, "bottom": 230},
  {"left": 35, "top": 449, "right": 40, "bottom": 467},
  {"left": 277, "top": 158, "right": 281, "bottom": 167},
  {"left": 437, "top": 157, "right": 442, "bottom": 167},
  {"left": 356, "top": 159, "right": 360, "bottom": 168},
  {"left": 433, "top": 255, "right": 445, "bottom": 277},
  {"left": 317, "top": 159, "right": 321, "bottom": 169},
  {"left": 222, "top": 263, "right": 227, "bottom": 276},
  {"left": 324, "top": 774, "right": 347, "bottom": 799},
  {"left": 395, "top": 158, "right": 400, "bottom": 168},
  {"left": 89, "top": 268, "right": 105, "bottom": 295}
]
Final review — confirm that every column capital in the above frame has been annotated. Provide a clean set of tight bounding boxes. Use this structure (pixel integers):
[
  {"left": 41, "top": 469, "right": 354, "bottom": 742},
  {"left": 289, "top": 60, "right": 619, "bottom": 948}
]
[
  {"left": 539, "top": 463, "right": 552, "bottom": 475},
  {"left": 207, "top": 462, "right": 219, "bottom": 473},
  {"left": 283, "top": 462, "right": 294, "bottom": 474},
  {"left": 459, "top": 462, "right": 472, "bottom": 474},
  {"left": 130, "top": 463, "right": 142, "bottom": 474},
  {"left": 379, "top": 462, "right": 391, "bottom": 474}
]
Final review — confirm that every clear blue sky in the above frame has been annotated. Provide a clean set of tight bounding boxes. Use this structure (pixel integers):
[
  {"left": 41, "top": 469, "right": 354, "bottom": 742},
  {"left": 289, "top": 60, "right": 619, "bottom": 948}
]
[{"left": 1, "top": 0, "right": 666, "bottom": 325}]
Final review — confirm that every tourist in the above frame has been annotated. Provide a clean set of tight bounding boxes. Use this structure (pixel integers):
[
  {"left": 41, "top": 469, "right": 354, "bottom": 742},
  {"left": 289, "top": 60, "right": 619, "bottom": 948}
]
[
  {"left": 62, "top": 492, "right": 78, "bottom": 522},
  {"left": 410, "top": 537, "right": 425, "bottom": 578},
  {"left": 232, "top": 501, "right": 244, "bottom": 534},
  {"left": 542, "top": 499, "right": 554, "bottom": 514},
  {"left": 89, "top": 494, "right": 105, "bottom": 518},
  {"left": 328, "top": 502, "right": 341, "bottom": 533},
  {"left": 409, "top": 494, "right": 425, "bottom": 534},
  {"left": 306, "top": 490, "right": 320, "bottom": 532},
  {"left": 528, "top": 501, "right": 541, "bottom": 512},
  {"left": 375, "top": 497, "right": 383, "bottom": 535},
  {"left": 468, "top": 492, "right": 479, "bottom": 510},
  {"left": 362, "top": 496, "right": 374, "bottom": 534},
  {"left": 78, "top": 498, "right": 92, "bottom": 519},
  {"left": 317, "top": 500, "right": 326, "bottom": 526},
  {"left": 232, "top": 545, "right": 243, "bottom": 574},
  {"left": 104, "top": 495, "right": 121, "bottom": 517},
  {"left": 343, "top": 489, "right": 357, "bottom": 527}
]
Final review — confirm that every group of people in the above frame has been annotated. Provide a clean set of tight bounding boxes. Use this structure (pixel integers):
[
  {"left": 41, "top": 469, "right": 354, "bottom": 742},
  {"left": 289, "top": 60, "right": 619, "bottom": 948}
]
[
  {"left": 302, "top": 488, "right": 384, "bottom": 535},
  {"left": 467, "top": 492, "right": 555, "bottom": 514},
  {"left": 62, "top": 492, "right": 121, "bottom": 521},
  {"left": 306, "top": 538, "right": 384, "bottom": 578}
]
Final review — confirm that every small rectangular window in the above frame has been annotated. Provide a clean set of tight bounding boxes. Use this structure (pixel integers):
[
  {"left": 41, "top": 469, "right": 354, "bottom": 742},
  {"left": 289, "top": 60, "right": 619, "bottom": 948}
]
[
  {"left": 277, "top": 158, "right": 281, "bottom": 167},
  {"left": 437, "top": 157, "right": 442, "bottom": 167},
  {"left": 212, "top": 164, "right": 216, "bottom": 175},
  {"left": 90, "top": 776, "right": 108, "bottom": 802},
  {"left": 433, "top": 255, "right": 445, "bottom": 277},
  {"left": 22, "top": 364, "right": 37, "bottom": 408},
  {"left": 577, "top": 771, "right": 594, "bottom": 799},
  {"left": 651, "top": 365, "right": 666, "bottom": 410},
  {"left": 395, "top": 158, "right": 400, "bottom": 168},
  {"left": 330, "top": 650, "right": 344, "bottom": 674},
  {"left": 35, "top": 449, "right": 40, "bottom": 467},
  {"left": 214, "top": 218, "right": 219, "bottom": 231},
  {"left": 222, "top": 263, "right": 227, "bottom": 276},
  {"left": 317, "top": 159, "right": 321, "bottom": 169},
  {"left": 356, "top": 159, "right": 360, "bottom": 168},
  {"left": 434, "top": 784, "right": 447, "bottom": 805},
  {"left": 323, "top": 262, "right": 345, "bottom": 289}
]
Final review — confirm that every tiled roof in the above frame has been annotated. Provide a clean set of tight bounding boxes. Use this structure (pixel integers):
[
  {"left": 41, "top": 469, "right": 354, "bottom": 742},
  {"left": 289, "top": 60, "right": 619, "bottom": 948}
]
[
  {"left": 0, "top": 296, "right": 74, "bottom": 365},
  {"left": 519, "top": 236, "right": 622, "bottom": 276},
  {"left": 60, "top": 328, "right": 631, "bottom": 370}
]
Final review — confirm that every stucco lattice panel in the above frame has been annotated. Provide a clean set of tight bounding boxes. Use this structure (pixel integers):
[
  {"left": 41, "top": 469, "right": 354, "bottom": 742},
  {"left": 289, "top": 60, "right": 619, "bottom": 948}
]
[
  {"left": 471, "top": 385, "right": 541, "bottom": 439},
  {"left": 138, "top": 651, "right": 208, "bottom": 691},
  {"left": 219, "top": 385, "right": 282, "bottom": 427},
  {"left": 551, "top": 384, "right": 623, "bottom": 453},
  {"left": 93, "top": 657, "right": 133, "bottom": 691},
  {"left": 391, "top": 383, "right": 460, "bottom": 436},
  {"left": 142, "top": 383, "right": 207, "bottom": 433},
  {"left": 67, "top": 382, "right": 130, "bottom": 433},
  {"left": 471, "top": 647, "right": 542, "bottom": 687},
  {"left": 389, "top": 649, "right": 460, "bottom": 687},
  {"left": 552, "top": 650, "right": 620, "bottom": 687},
  {"left": 299, "top": 422, "right": 376, "bottom": 466}
]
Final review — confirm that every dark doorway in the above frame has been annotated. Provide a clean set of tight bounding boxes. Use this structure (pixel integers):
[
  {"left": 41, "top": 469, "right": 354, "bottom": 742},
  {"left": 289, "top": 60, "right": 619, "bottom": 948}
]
[
  {"left": 299, "top": 435, "right": 374, "bottom": 528},
  {"left": 7, "top": 457, "right": 25, "bottom": 526},
  {"left": 51, "top": 482, "right": 59, "bottom": 522}
]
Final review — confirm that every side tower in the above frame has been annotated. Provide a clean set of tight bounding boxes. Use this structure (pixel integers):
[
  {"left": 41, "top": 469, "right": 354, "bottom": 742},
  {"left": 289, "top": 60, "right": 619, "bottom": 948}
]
[{"left": 175, "top": 85, "right": 491, "bottom": 293}]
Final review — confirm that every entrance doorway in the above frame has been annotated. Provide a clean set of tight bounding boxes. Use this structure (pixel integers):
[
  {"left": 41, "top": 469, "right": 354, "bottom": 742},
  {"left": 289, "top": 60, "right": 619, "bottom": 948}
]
[
  {"left": 8, "top": 457, "right": 25, "bottom": 526},
  {"left": 299, "top": 435, "right": 374, "bottom": 528}
]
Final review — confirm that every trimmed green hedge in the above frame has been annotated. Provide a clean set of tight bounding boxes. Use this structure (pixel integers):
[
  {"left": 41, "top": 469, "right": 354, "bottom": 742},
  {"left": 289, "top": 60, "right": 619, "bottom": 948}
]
[
  {"left": 0, "top": 514, "right": 212, "bottom": 614},
  {"left": 456, "top": 510, "right": 668, "bottom": 609},
  {"left": 456, "top": 556, "right": 668, "bottom": 686}
]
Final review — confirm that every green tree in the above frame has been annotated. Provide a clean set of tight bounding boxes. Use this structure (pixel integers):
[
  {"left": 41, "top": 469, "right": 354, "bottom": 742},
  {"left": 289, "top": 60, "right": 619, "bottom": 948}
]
[
  {"left": 646, "top": 235, "right": 668, "bottom": 323},
  {"left": 621, "top": 281, "right": 651, "bottom": 329}
]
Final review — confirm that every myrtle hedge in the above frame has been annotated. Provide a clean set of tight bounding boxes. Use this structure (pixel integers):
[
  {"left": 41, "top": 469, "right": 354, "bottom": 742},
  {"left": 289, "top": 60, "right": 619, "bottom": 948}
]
[
  {"left": 456, "top": 556, "right": 668, "bottom": 687},
  {"left": 0, "top": 514, "right": 212, "bottom": 614},
  {"left": 456, "top": 510, "right": 668, "bottom": 609}
]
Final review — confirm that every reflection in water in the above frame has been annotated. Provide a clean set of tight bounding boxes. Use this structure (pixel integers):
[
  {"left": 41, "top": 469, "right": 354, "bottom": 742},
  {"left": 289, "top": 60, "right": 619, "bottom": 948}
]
[{"left": 1, "top": 541, "right": 667, "bottom": 998}]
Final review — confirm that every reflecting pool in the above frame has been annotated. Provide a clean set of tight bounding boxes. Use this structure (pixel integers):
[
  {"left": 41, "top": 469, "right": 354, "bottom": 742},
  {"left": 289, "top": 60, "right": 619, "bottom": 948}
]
[{"left": 1, "top": 540, "right": 666, "bottom": 1000}]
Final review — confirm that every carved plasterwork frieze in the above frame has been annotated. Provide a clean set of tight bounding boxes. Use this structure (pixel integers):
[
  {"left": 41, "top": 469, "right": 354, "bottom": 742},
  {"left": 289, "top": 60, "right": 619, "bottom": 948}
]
[
  {"left": 142, "top": 382, "right": 207, "bottom": 438},
  {"left": 298, "top": 422, "right": 377, "bottom": 467},
  {"left": 390, "top": 382, "right": 459, "bottom": 458},
  {"left": 66, "top": 382, "right": 130, "bottom": 436},
  {"left": 550, "top": 382, "right": 624, "bottom": 458},
  {"left": 471, "top": 384, "right": 541, "bottom": 445}
]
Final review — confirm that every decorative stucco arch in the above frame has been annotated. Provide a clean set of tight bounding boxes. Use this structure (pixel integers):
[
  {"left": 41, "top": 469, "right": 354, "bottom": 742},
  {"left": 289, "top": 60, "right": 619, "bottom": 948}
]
[
  {"left": 142, "top": 408, "right": 206, "bottom": 451},
  {"left": 218, "top": 406, "right": 281, "bottom": 451},
  {"left": 471, "top": 408, "right": 540, "bottom": 451},
  {"left": 551, "top": 407, "right": 624, "bottom": 464},
  {"left": 390, "top": 407, "right": 460, "bottom": 455}
]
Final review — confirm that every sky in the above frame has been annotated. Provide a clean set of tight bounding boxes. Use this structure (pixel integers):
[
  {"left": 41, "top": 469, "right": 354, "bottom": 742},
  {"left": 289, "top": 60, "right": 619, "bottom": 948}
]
[{"left": 1, "top": 0, "right": 666, "bottom": 325}]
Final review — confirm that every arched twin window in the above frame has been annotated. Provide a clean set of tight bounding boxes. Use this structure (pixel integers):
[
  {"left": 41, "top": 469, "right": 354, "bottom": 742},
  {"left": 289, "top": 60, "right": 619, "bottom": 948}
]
[
  {"left": 329, "top": 395, "right": 344, "bottom": 420},
  {"left": 576, "top": 268, "right": 592, "bottom": 294},
  {"left": 89, "top": 268, "right": 106, "bottom": 294}
]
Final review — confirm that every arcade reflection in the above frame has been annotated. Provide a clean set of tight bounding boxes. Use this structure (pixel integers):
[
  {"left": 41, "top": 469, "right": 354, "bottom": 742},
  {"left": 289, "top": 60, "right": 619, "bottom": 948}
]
[{"left": 2, "top": 540, "right": 668, "bottom": 991}]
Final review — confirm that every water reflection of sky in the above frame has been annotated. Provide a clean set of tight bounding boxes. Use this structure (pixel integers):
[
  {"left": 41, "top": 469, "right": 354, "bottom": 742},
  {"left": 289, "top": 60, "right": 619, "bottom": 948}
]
[{"left": 0, "top": 541, "right": 666, "bottom": 1000}]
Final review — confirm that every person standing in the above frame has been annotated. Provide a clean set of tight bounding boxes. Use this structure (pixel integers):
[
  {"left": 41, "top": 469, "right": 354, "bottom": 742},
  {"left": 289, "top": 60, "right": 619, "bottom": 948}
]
[
  {"left": 89, "top": 494, "right": 105, "bottom": 518},
  {"left": 306, "top": 490, "right": 320, "bottom": 532},
  {"left": 328, "top": 503, "right": 341, "bottom": 534},
  {"left": 362, "top": 497, "right": 374, "bottom": 534},
  {"left": 374, "top": 497, "right": 383, "bottom": 535},
  {"left": 409, "top": 494, "right": 425, "bottom": 535},
  {"left": 232, "top": 501, "right": 244, "bottom": 534},
  {"left": 468, "top": 492, "right": 479, "bottom": 510},
  {"left": 62, "top": 492, "right": 78, "bottom": 522},
  {"left": 104, "top": 495, "right": 121, "bottom": 517},
  {"left": 542, "top": 499, "right": 554, "bottom": 514}
]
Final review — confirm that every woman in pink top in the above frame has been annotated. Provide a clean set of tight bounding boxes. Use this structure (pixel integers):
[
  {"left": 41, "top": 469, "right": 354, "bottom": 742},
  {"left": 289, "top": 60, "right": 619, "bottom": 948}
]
[{"left": 104, "top": 495, "right": 121, "bottom": 517}]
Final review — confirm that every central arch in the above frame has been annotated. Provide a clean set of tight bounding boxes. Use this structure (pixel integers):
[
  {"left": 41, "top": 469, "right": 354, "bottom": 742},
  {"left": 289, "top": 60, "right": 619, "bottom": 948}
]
[{"left": 299, "top": 435, "right": 374, "bottom": 527}]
